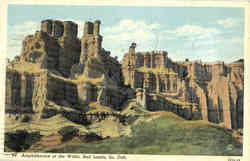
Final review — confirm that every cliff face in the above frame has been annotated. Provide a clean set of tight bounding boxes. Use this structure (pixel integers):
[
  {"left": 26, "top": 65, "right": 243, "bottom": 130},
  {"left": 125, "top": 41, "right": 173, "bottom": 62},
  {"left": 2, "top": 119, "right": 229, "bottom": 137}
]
[
  {"left": 206, "top": 63, "right": 243, "bottom": 129},
  {"left": 122, "top": 43, "right": 244, "bottom": 129},
  {"left": 5, "top": 66, "right": 47, "bottom": 113}
]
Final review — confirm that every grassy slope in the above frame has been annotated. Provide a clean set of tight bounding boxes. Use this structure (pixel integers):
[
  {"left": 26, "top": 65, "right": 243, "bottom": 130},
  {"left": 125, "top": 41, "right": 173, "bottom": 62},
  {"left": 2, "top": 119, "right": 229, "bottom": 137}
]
[{"left": 48, "top": 112, "right": 242, "bottom": 155}]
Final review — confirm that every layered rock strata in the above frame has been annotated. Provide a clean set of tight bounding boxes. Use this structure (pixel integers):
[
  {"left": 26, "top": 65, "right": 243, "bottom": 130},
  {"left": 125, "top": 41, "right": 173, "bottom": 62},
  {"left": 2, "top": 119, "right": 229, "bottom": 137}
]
[
  {"left": 6, "top": 20, "right": 128, "bottom": 118},
  {"left": 122, "top": 44, "right": 244, "bottom": 129}
]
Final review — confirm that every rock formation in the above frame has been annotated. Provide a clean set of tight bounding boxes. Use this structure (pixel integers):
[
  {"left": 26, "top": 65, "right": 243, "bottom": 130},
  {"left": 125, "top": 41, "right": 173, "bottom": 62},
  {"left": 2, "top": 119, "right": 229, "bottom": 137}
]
[
  {"left": 122, "top": 43, "right": 244, "bottom": 129},
  {"left": 5, "top": 20, "right": 244, "bottom": 130},
  {"left": 6, "top": 20, "right": 129, "bottom": 118}
]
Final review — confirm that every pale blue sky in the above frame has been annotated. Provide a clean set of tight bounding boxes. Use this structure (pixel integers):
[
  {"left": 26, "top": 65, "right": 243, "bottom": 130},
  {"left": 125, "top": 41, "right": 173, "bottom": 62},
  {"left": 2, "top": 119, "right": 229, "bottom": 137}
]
[{"left": 8, "top": 5, "right": 244, "bottom": 63}]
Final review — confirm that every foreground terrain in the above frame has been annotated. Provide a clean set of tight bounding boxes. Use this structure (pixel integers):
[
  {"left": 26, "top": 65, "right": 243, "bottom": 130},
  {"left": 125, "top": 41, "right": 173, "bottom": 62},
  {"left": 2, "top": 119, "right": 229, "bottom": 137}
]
[
  {"left": 5, "top": 109, "right": 242, "bottom": 155},
  {"left": 48, "top": 112, "right": 243, "bottom": 155}
]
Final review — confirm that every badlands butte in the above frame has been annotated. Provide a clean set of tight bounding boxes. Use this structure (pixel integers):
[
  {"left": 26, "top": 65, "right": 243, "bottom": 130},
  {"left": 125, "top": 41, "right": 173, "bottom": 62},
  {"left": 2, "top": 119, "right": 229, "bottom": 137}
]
[{"left": 5, "top": 20, "right": 244, "bottom": 153}]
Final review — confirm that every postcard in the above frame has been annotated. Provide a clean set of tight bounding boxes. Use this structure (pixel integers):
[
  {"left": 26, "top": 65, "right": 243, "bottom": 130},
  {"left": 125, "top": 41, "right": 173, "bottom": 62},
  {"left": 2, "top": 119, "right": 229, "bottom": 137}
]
[{"left": 0, "top": 0, "right": 249, "bottom": 161}]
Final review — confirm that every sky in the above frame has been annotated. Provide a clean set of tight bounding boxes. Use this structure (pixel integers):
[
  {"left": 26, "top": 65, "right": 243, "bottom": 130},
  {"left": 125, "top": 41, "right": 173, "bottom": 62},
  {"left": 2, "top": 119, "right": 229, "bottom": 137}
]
[{"left": 8, "top": 5, "right": 244, "bottom": 63}]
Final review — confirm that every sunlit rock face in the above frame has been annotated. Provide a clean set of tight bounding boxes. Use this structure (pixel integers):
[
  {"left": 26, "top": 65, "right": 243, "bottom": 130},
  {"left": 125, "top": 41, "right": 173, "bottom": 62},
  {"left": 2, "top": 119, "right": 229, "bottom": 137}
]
[
  {"left": 122, "top": 43, "right": 244, "bottom": 129},
  {"left": 6, "top": 19, "right": 127, "bottom": 117}
]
